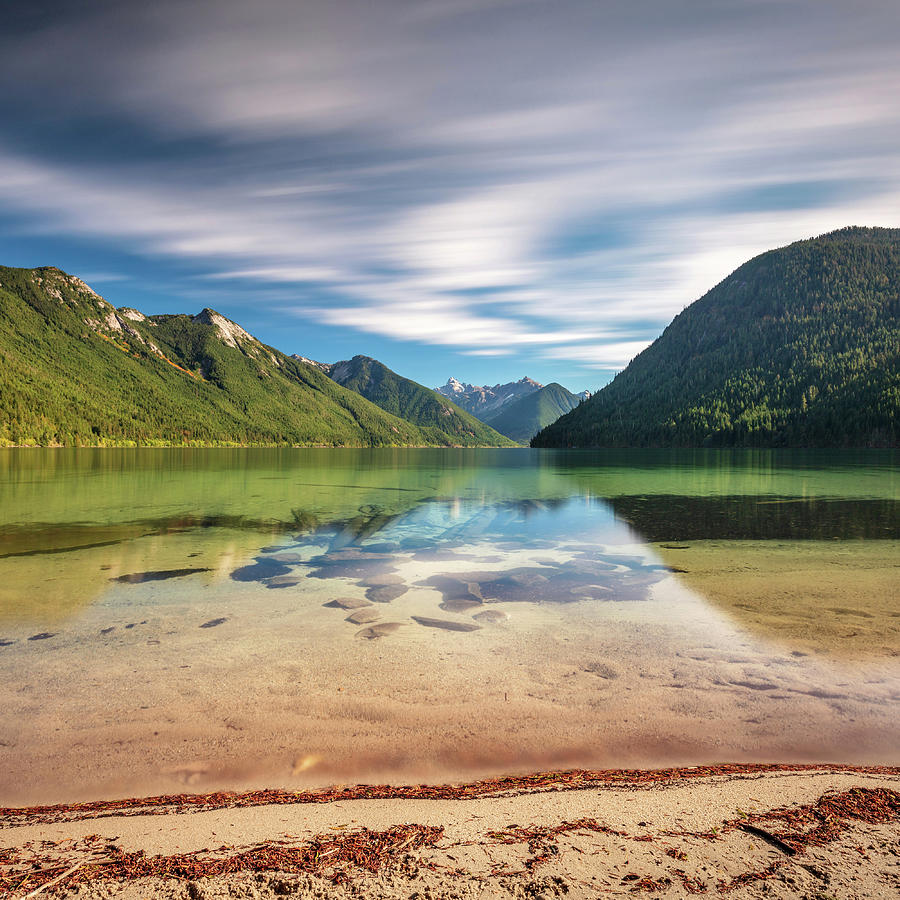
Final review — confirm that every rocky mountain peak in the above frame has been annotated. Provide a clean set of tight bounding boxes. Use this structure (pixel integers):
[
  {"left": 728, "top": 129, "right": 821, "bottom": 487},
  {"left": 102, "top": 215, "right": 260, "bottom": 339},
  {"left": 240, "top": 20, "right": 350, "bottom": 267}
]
[
  {"left": 291, "top": 354, "right": 332, "bottom": 373},
  {"left": 440, "top": 376, "right": 468, "bottom": 393},
  {"left": 193, "top": 308, "right": 256, "bottom": 348}
]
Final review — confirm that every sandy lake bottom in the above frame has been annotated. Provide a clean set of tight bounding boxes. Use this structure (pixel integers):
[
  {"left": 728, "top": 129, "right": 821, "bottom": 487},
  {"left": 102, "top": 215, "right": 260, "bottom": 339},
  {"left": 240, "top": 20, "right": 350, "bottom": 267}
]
[{"left": 0, "top": 448, "right": 897, "bottom": 805}]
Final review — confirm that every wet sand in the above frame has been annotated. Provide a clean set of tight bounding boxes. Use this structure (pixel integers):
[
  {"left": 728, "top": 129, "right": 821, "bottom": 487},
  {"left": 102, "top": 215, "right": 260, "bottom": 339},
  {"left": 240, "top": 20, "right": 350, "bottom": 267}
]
[
  {"left": 2, "top": 767, "right": 898, "bottom": 899},
  {"left": 1, "top": 533, "right": 899, "bottom": 806}
]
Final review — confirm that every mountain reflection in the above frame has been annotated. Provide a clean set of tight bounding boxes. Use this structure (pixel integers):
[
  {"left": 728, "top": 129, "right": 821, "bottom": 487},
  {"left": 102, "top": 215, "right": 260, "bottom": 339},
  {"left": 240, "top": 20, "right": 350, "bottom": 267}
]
[{"left": 0, "top": 448, "right": 896, "bottom": 659}]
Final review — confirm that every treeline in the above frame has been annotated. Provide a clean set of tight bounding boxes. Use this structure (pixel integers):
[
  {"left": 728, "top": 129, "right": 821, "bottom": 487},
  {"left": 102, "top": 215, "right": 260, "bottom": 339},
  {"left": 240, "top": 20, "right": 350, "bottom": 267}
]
[
  {"left": 533, "top": 226, "right": 899, "bottom": 448},
  {"left": 0, "top": 265, "right": 503, "bottom": 448}
]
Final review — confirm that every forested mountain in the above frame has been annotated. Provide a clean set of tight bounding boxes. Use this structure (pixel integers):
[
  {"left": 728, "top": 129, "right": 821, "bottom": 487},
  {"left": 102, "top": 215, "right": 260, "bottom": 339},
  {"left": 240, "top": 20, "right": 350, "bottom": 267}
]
[
  {"left": 485, "top": 382, "right": 583, "bottom": 443},
  {"left": 323, "top": 355, "right": 516, "bottom": 445},
  {"left": 533, "top": 227, "right": 899, "bottom": 448},
  {"left": 0, "top": 266, "right": 513, "bottom": 447},
  {"left": 435, "top": 376, "right": 543, "bottom": 419}
]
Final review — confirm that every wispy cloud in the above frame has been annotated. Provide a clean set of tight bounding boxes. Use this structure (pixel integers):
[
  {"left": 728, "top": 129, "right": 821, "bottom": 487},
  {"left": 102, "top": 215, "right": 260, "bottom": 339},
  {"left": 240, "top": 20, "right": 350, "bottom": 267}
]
[{"left": 0, "top": 0, "right": 898, "bottom": 380}]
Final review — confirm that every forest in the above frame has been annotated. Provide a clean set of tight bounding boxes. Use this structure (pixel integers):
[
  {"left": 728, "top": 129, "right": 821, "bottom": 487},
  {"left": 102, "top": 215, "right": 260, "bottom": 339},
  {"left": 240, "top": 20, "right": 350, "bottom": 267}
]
[{"left": 533, "top": 227, "right": 899, "bottom": 448}]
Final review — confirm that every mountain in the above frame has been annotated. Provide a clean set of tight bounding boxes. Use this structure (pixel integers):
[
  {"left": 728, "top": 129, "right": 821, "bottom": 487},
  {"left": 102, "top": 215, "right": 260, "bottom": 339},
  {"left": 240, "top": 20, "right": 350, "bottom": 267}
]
[
  {"left": 290, "top": 354, "right": 331, "bottom": 374},
  {"left": 0, "top": 265, "right": 512, "bottom": 447},
  {"left": 435, "top": 376, "right": 543, "bottom": 420},
  {"left": 532, "top": 227, "right": 899, "bottom": 448},
  {"left": 484, "top": 382, "right": 584, "bottom": 443},
  {"left": 319, "top": 355, "right": 517, "bottom": 446}
]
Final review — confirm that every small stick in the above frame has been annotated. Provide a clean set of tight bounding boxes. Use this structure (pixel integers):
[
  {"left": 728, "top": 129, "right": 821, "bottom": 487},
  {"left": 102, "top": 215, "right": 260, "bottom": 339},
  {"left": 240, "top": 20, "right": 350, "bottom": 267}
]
[
  {"left": 22, "top": 861, "right": 84, "bottom": 898},
  {"left": 739, "top": 823, "right": 797, "bottom": 856}
]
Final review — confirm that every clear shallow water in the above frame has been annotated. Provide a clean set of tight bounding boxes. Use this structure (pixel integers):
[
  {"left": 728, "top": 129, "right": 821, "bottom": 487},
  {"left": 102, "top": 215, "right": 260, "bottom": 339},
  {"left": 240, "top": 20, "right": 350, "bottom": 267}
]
[{"left": 0, "top": 448, "right": 897, "bottom": 804}]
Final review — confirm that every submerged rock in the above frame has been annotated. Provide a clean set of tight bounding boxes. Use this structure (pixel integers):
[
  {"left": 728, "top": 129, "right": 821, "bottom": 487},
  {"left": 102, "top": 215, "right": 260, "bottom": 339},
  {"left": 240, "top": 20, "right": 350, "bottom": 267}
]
[
  {"left": 439, "top": 597, "right": 483, "bottom": 613},
  {"left": 359, "top": 541, "right": 400, "bottom": 554},
  {"left": 506, "top": 573, "right": 548, "bottom": 588},
  {"left": 346, "top": 609, "right": 381, "bottom": 624},
  {"left": 358, "top": 573, "right": 405, "bottom": 587},
  {"left": 355, "top": 622, "right": 405, "bottom": 640},
  {"left": 268, "top": 552, "right": 304, "bottom": 564},
  {"left": 423, "top": 575, "right": 484, "bottom": 605},
  {"left": 411, "top": 548, "right": 476, "bottom": 562},
  {"left": 328, "top": 597, "right": 372, "bottom": 610},
  {"left": 112, "top": 567, "right": 213, "bottom": 584},
  {"left": 266, "top": 575, "right": 303, "bottom": 588},
  {"left": 318, "top": 549, "right": 391, "bottom": 562},
  {"left": 472, "top": 610, "right": 509, "bottom": 625},
  {"left": 412, "top": 615, "right": 481, "bottom": 633},
  {"left": 231, "top": 559, "right": 291, "bottom": 582},
  {"left": 307, "top": 556, "right": 398, "bottom": 580},
  {"left": 366, "top": 584, "right": 409, "bottom": 603},
  {"left": 200, "top": 618, "right": 228, "bottom": 628},
  {"left": 570, "top": 585, "right": 613, "bottom": 600}
]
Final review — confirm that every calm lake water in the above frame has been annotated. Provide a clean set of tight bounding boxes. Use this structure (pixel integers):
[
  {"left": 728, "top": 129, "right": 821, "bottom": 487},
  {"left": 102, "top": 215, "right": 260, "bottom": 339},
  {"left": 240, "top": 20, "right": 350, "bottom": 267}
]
[{"left": 0, "top": 448, "right": 897, "bottom": 804}]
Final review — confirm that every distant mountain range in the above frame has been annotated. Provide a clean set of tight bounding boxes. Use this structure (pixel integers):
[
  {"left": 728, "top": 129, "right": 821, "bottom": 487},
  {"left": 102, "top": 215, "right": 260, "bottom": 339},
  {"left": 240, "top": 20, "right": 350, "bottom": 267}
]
[
  {"left": 436, "top": 377, "right": 588, "bottom": 443},
  {"left": 486, "top": 383, "right": 589, "bottom": 444},
  {"left": 0, "top": 265, "right": 514, "bottom": 448},
  {"left": 436, "top": 376, "right": 544, "bottom": 418},
  {"left": 300, "top": 354, "right": 512, "bottom": 446},
  {"left": 5, "top": 225, "right": 893, "bottom": 450},
  {"left": 533, "top": 226, "right": 899, "bottom": 448}
]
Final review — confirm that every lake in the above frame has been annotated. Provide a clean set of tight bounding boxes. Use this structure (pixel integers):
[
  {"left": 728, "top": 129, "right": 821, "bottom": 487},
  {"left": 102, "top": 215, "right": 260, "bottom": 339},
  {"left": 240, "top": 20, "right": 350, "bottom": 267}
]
[{"left": 0, "top": 448, "right": 897, "bottom": 805}]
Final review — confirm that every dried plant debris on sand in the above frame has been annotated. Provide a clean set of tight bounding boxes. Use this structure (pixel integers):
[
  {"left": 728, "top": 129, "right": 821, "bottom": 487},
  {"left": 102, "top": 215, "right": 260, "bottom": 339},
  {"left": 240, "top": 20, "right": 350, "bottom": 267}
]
[
  {"left": 4, "top": 764, "right": 898, "bottom": 826},
  {"left": 2, "top": 778, "right": 899, "bottom": 899},
  {"left": 0, "top": 824, "right": 444, "bottom": 896}
]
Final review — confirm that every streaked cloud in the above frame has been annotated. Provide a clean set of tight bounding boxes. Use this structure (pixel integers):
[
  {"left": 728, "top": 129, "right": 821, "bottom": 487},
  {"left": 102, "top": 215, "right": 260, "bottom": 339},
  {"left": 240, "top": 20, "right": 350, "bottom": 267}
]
[{"left": 0, "top": 0, "right": 898, "bottom": 385}]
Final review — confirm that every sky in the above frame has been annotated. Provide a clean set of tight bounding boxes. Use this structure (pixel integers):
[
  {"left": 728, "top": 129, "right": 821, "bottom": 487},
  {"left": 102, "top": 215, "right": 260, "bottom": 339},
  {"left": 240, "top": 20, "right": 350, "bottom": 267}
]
[{"left": 1, "top": 0, "right": 898, "bottom": 393}]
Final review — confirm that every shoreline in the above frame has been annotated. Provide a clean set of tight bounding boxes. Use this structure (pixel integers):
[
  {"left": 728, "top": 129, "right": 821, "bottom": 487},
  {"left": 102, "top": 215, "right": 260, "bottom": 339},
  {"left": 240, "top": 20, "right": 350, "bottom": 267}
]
[
  {"left": 2, "top": 765, "right": 899, "bottom": 898},
  {"left": 3, "top": 763, "right": 899, "bottom": 824}
]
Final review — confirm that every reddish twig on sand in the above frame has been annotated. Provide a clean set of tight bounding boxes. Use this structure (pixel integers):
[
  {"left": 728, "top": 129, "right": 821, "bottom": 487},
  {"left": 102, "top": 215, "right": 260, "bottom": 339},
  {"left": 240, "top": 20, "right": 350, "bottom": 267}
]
[
  {"left": 717, "top": 861, "right": 781, "bottom": 893},
  {"left": 671, "top": 869, "right": 707, "bottom": 894},
  {"left": 482, "top": 817, "right": 625, "bottom": 874}
]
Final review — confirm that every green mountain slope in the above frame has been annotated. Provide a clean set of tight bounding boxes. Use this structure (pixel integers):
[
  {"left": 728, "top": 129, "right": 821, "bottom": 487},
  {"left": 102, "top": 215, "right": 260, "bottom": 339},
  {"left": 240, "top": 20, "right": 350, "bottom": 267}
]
[
  {"left": 326, "top": 355, "right": 518, "bottom": 446},
  {"left": 485, "top": 382, "right": 582, "bottom": 443},
  {"left": 532, "top": 227, "right": 899, "bottom": 448},
  {"left": 0, "top": 266, "right": 508, "bottom": 447}
]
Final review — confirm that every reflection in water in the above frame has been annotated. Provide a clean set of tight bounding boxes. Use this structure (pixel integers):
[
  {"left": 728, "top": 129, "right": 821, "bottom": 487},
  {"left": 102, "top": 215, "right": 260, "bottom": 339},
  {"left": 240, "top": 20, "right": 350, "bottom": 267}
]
[
  {"left": 0, "top": 448, "right": 897, "bottom": 803},
  {"left": 609, "top": 494, "right": 899, "bottom": 541}
]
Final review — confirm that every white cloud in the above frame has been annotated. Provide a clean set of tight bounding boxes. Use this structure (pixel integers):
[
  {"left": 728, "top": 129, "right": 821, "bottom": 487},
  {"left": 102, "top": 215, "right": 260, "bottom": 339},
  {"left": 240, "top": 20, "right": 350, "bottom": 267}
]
[
  {"left": 460, "top": 347, "right": 516, "bottom": 356},
  {"left": 540, "top": 341, "right": 654, "bottom": 368},
  {"left": 0, "top": 0, "right": 899, "bottom": 376},
  {"left": 200, "top": 266, "right": 342, "bottom": 283}
]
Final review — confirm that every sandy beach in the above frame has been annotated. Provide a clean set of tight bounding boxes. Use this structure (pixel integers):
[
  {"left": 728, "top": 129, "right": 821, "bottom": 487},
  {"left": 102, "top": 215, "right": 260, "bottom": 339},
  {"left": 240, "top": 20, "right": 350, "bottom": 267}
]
[{"left": 2, "top": 765, "right": 899, "bottom": 899}]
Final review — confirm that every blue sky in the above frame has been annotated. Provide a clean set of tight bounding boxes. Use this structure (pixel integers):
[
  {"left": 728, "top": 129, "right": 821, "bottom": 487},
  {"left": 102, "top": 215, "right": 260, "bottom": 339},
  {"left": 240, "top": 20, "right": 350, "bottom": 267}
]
[{"left": 1, "top": 0, "right": 898, "bottom": 392}]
